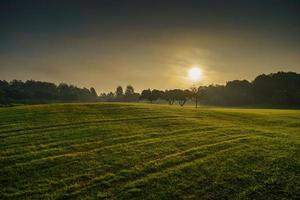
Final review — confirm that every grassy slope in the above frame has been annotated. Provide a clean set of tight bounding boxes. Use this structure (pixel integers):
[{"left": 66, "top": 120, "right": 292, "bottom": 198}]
[{"left": 0, "top": 103, "right": 299, "bottom": 200}]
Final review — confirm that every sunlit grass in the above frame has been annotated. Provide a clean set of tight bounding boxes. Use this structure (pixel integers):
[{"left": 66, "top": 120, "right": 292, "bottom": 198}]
[{"left": 0, "top": 103, "right": 299, "bottom": 199}]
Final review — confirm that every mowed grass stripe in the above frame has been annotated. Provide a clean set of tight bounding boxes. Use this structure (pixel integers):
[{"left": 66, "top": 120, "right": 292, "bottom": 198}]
[
  {"left": 1, "top": 110, "right": 273, "bottom": 153},
  {"left": 0, "top": 111, "right": 221, "bottom": 156},
  {"left": 0, "top": 103, "right": 299, "bottom": 199},
  {"left": 2, "top": 125, "right": 267, "bottom": 169},
  {"left": 0, "top": 125, "right": 279, "bottom": 166},
  {"left": 1, "top": 126, "right": 239, "bottom": 169},
  {"left": 0, "top": 116, "right": 184, "bottom": 149},
  {"left": 2, "top": 135, "right": 255, "bottom": 199},
  {"left": 0, "top": 115, "right": 181, "bottom": 137},
  {"left": 1, "top": 134, "right": 272, "bottom": 198},
  {"left": 0, "top": 116, "right": 206, "bottom": 158},
  {"left": 0, "top": 125, "right": 215, "bottom": 162},
  {"left": 1, "top": 133, "right": 254, "bottom": 194},
  {"left": 55, "top": 138, "right": 255, "bottom": 199}
]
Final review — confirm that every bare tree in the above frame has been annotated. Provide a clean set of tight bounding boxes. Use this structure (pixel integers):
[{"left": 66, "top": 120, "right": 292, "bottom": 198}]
[{"left": 190, "top": 85, "right": 199, "bottom": 108}]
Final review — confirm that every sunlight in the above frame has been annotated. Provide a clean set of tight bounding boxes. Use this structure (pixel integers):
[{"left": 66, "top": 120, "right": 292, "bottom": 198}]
[{"left": 188, "top": 66, "right": 202, "bottom": 82}]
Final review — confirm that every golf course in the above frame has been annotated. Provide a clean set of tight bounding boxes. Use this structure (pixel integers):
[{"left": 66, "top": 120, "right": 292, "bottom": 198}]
[{"left": 0, "top": 103, "right": 299, "bottom": 199}]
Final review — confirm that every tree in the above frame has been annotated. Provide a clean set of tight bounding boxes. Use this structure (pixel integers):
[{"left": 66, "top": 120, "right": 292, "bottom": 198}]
[
  {"left": 190, "top": 85, "right": 199, "bottom": 108},
  {"left": 90, "top": 87, "right": 98, "bottom": 97},
  {"left": 151, "top": 89, "right": 164, "bottom": 102},
  {"left": 0, "top": 81, "right": 8, "bottom": 104},
  {"left": 124, "top": 85, "right": 138, "bottom": 102},
  {"left": 115, "top": 86, "right": 123, "bottom": 98},
  {"left": 107, "top": 92, "right": 115, "bottom": 100},
  {"left": 0, "top": 90, "right": 5, "bottom": 104},
  {"left": 178, "top": 90, "right": 191, "bottom": 106},
  {"left": 164, "top": 90, "right": 175, "bottom": 105},
  {"left": 225, "top": 80, "right": 252, "bottom": 105},
  {"left": 140, "top": 89, "right": 152, "bottom": 102},
  {"left": 253, "top": 72, "right": 300, "bottom": 105},
  {"left": 125, "top": 85, "right": 134, "bottom": 96}
]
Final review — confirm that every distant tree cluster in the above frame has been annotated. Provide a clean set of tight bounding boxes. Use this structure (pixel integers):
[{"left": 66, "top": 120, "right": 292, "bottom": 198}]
[
  {"left": 140, "top": 89, "right": 192, "bottom": 106},
  {"left": 0, "top": 80, "right": 97, "bottom": 104},
  {"left": 98, "top": 85, "right": 140, "bottom": 102},
  {"left": 140, "top": 72, "right": 300, "bottom": 106},
  {"left": 1, "top": 72, "right": 299, "bottom": 106},
  {"left": 199, "top": 72, "right": 300, "bottom": 106}
]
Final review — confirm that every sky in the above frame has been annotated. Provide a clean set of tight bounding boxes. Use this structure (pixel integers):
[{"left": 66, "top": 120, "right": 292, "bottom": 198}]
[{"left": 1, "top": 0, "right": 300, "bottom": 93}]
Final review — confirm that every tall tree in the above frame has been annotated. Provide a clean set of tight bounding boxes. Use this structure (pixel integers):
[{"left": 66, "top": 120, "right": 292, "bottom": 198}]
[
  {"left": 151, "top": 89, "right": 164, "bottom": 102},
  {"left": 90, "top": 87, "right": 98, "bottom": 97},
  {"left": 115, "top": 86, "right": 123, "bottom": 98},
  {"left": 140, "top": 89, "right": 152, "bottom": 102},
  {"left": 125, "top": 85, "right": 135, "bottom": 96},
  {"left": 190, "top": 85, "right": 199, "bottom": 108}
]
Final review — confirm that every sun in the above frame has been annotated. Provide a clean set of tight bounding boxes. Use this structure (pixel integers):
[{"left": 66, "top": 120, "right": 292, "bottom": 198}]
[{"left": 188, "top": 67, "right": 202, "bottom": 81}]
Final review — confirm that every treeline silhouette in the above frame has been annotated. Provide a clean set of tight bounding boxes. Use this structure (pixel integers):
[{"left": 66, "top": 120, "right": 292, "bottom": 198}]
[
  {"left": 138, "top": 72, "right": 300, "bottom": 106},
  {"left": 1, "top": 72, "right": 300, "bottom": 106},
  {"left": 0, "top": 80, "right": 97, "bottom": 104},
  {"left": 201, "top": 71, "right": 300, "bottom": 106},
  {"left": 98, "top": 85, "right": 140, "bottom": 102}
]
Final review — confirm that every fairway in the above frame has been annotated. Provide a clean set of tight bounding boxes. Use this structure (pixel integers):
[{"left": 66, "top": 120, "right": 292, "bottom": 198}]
[{"left": 0, "top": 103, "right": 299, "bottom": 199}]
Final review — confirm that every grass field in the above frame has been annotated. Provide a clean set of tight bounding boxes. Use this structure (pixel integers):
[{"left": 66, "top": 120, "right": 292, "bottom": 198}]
[{"left": 0, "top": 103, "right": 299, "bottom": 199}]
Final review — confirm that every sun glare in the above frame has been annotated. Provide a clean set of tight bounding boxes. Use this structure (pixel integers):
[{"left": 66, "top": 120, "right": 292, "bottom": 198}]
[{"left": 188, "top": 67, "right": 202, "bottom": 81}]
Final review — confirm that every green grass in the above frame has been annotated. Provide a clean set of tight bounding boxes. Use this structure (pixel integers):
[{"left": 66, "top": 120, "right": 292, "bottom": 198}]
[{"left": 0, "top": 103, "right": 299, "bottom": 199}]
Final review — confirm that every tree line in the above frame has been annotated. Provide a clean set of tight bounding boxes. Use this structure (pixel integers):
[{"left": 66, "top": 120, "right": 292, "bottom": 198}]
[
  {"left": 1, "top": 71, "right": 300, "bottom": 106},
  {"left": 0, "top": 80, "right": 97, "bottom": 104},
  {"left": 139, "top": 72, "right": 300, "bottom": 106},
  {"left": 98, "top": 85, "right": 140, "bottom": 102},
  {"left": 200, "top": 71, "right": 300, "bottom": 106}
]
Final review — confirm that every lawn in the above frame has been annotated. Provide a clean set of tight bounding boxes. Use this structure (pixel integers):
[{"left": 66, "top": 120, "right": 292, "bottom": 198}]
[{"left": 0, "top": 103, "right": 299, "bottom": 199}]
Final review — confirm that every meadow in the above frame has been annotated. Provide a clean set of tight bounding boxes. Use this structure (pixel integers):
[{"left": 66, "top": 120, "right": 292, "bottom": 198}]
[{"left": 0, "top": 103, "right": 299, "bottom": 199}]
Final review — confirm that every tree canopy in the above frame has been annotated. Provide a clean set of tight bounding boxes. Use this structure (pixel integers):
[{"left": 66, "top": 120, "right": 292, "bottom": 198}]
[
  {"left": 1, "top": 71, "right": 300, "bottom": 106},
  {"left": 0, "top": 80, "right": 97, "bottom": 104},
  {"left": 140, "top": 72, "right": 300, "bottom": 106}
]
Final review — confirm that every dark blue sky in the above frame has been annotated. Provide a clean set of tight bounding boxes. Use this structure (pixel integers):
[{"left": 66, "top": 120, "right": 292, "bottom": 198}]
[{"left": 1, "top": 0, "right": 299, "bottom": 92}]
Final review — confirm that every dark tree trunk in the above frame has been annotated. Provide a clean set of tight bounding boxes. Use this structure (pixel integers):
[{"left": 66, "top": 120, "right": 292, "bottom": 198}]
[
  {"left": 168, "top": 99, "right": 174, "bottom": 105},
  {"left": 179, "top": 99, "right": 186, "bottom": 106}
]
